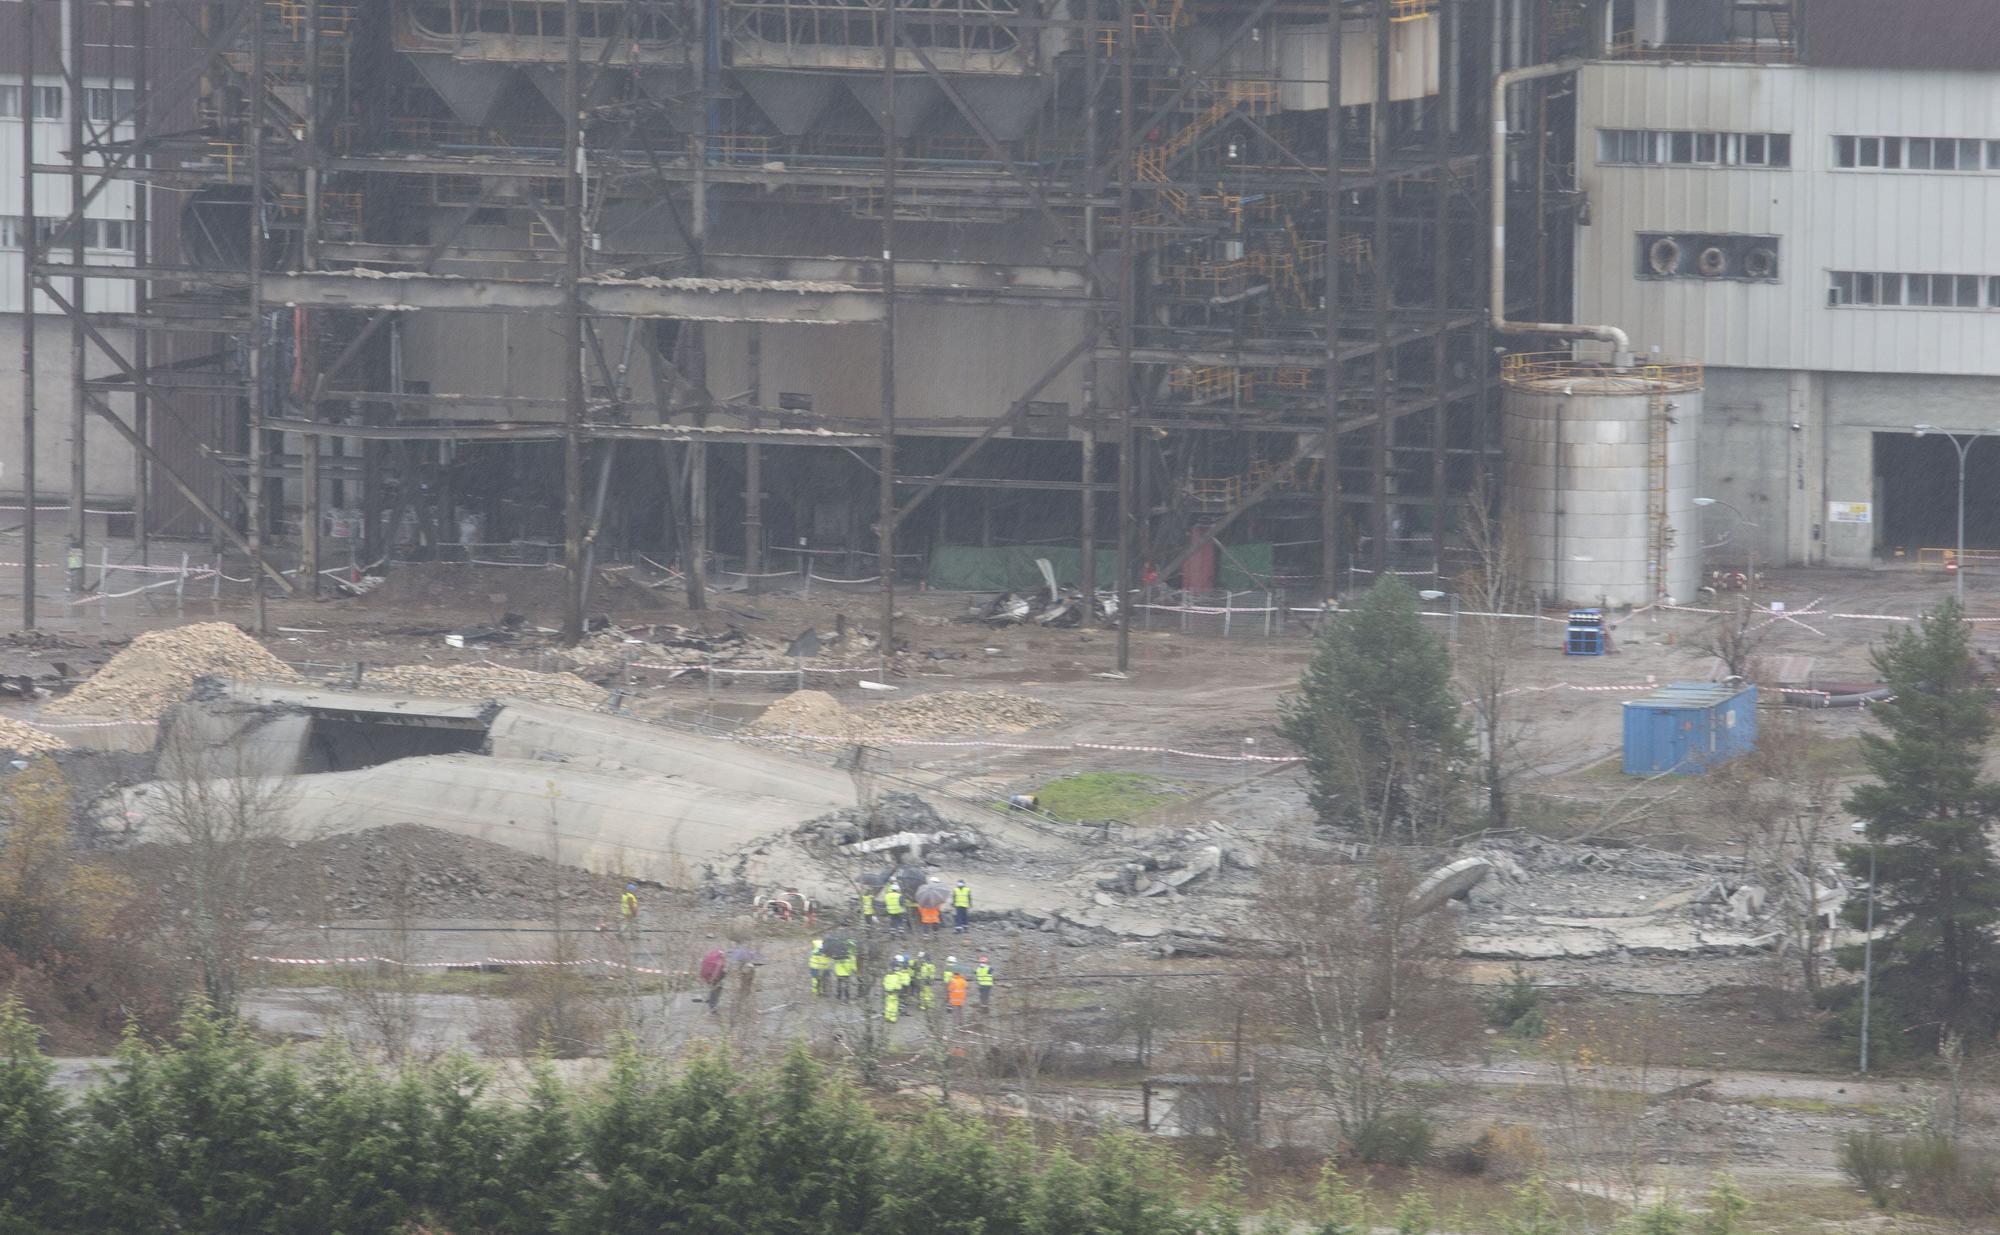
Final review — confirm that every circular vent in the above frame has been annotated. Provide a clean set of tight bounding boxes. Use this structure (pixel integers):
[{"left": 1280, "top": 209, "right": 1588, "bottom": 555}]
[
  {"left": 1647, "top": 236, "right": 1682, "bottom": 275},
  {"left": 1743, "top": 247, "right": 1777, "bottom": 279},
  {"left": 1698, "top": 246, "right": 1729, "bottom": 277}
]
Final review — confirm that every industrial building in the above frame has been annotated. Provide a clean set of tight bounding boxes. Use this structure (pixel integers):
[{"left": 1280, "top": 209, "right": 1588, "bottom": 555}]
[
  {"left": 1571, "top": 0, "right": 2000, "bottom": 574},
  {"left": 25, "top": 1, "right": 1974, "bottom": 637},
  {"left": 12, "top": 0, "right": 1611, "bottom": 652}
]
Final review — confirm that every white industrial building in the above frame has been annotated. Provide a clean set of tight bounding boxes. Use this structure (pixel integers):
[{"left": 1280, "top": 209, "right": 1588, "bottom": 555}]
[{"left": 1573, "top": 44, "right": 2000, "bottom": 572}]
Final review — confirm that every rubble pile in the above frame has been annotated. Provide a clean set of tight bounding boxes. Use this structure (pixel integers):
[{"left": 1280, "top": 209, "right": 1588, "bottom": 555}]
[
  {"left": 47, "top": 622, "right": 302, "bottom": 719},
  {"left": 746, "top": 689, "right": 1063, "bottom": 743},
  {"left": 360, "top": 663, "right": 605, "bottom": 710},
  {"left": 0, "top": 718, "right": 69, "bottom": 756}
]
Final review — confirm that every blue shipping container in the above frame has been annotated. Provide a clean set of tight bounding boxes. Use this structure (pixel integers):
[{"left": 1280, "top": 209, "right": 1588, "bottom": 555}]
[{"left": 1621, "top": 682, "right": 1758, "bottom": 775}]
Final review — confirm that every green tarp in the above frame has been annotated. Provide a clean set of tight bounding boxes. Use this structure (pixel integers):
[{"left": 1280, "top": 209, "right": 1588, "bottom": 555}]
[{"left": 926, "top": 543, "right": 1277, "bottom": 592}]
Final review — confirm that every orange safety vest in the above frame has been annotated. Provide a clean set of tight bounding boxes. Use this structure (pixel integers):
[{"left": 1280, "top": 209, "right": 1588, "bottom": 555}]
[
  {"left": 946, "top": 973, "right": 968, "bottom": 1006},
  {"left": 918, "top": 905, "right": 942, "bottom": 925}
]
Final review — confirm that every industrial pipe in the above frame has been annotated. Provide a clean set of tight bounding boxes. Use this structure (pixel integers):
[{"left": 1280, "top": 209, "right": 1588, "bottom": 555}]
[{"left": 1491, "top": 60, "right": 1634, "bottom": 368}]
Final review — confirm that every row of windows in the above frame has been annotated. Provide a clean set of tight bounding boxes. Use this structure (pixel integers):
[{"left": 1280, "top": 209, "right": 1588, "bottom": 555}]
[
  {"left": 1827, "top": 271, "right": 2000, "bottom": 309},
  {"left": 1833, "top": 136, "right": 2000, "bottom": 172},
  {"left": 1597, "top": 129, "right": 1791, "bottom": 168},
  {"left": 0, "top": 216, "right": 135, "bottom": 252},
  {"left": 0, "top": 85, "right": 133, "bottom": 122}
]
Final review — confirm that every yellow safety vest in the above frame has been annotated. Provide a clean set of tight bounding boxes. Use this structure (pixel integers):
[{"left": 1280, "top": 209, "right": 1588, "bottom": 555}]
[
  {"left": 809, "top": 951, "right": 831, "bottom": 972},
  {"left": 952, "top": 885, "right": 971, "bottom": 908},
  {"left": 620, "top": 892, "right": 637, "bottom": 917},
  {"left": 882, "top": 888, "right": 903, "bottom": 914},
  {"left": 834, "top": 955, "right": 857, "bottom": 977},
  {"left": 975, "top": 964, "right": 993, "bottom": 987}
]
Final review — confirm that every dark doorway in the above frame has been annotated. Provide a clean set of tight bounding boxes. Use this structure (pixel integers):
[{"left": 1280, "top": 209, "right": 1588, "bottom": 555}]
[{"left": 1875, "top": 430, "right": 2000, "bottom": 556}]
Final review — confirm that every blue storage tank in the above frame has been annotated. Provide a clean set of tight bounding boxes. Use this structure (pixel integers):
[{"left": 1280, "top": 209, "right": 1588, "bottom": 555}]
[{"left": 1621, "top": 682, "right": 1757, "bottom": 775}]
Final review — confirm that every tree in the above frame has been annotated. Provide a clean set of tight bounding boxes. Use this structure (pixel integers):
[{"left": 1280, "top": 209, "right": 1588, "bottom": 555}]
[
  {"left": 498, "top": 1059, "right": 579, "bottom": 1235},
  {"left": 875, "top": 1112, "right": 1031, "bottom": 1235},
  {"left": 0, "top": 995, "right": 73, "bottom": 1235},
  {"left": 736, "top": 1048, "right": 882, "bottom": 1235},
  {"left": 1841, "top": 598, "right": 2000, "bottom": 1038},
  {"left": 1280, "top": 578, "right": 1470, "bottom": 841},
  {"left": 1245, "top": 855, "right": 1473, "bottom": 1150},
  {"left": 1453, "top": 479, "right": 1532, "bottom": 829},
  {"left": 144, "top": 725, "right": 297, "bottom": 1017},
  {"left": 1692, "top": 596, "right": 1770, "bottom": 683}
]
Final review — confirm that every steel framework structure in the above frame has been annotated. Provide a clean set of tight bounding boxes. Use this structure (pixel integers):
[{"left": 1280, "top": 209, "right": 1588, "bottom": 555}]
[{"left": 19, "top": 0, "right": 1605, "bottom": 664}]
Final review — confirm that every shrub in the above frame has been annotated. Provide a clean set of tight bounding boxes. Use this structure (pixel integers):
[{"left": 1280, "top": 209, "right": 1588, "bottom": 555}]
[
  {"left": 1348, "top": 1112, "right": 1433, "bottom": 1167},
  {"left": 1837, "top": 1130, "right": 1899, "bottom": 1208}
]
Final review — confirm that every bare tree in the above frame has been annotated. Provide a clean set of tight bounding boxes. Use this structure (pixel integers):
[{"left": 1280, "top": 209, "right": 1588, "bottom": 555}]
[
  {"left": 1454, "top": 476, "right": 1533, "bottom": 829},
  {"left": 1243, "top": 853, "right": 1475, "bottom": 1148},
  {"left": 145, "top": 719, "right": 298, "bottom": 1018},
  {"left": 1709, "top": 713, "right": 1843, "bottom": 996},
  {"left": 1693, "top": 595, "right": 1771, "bottom": 682}
]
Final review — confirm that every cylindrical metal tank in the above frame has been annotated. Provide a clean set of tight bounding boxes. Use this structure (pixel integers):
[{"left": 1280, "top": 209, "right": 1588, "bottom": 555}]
[{"left": 1501, "top": 353, "right": 1704, "bottom": 608}]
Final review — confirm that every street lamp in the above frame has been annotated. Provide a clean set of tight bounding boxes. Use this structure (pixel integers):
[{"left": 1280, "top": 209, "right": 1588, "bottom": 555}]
[
  {"left": 1692, "top": 497, "right": 1758, "bottom": 593},
  {"left": 1418, "top": 589, "right": 1459, "bottom": 643},
  {"left": 1912, "top": 424, "right": 1983, "bottom": 605},
  {"left": 1850, "top": 820, "right": 1877, "bottom": 1074}
]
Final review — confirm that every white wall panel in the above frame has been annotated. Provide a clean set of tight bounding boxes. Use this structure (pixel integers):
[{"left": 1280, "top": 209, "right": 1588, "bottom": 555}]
[{"left": 1576, "top": 62, "right": 2000, "bottom": 376}]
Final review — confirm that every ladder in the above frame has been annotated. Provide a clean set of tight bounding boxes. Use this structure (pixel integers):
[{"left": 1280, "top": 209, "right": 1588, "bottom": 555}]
[{"left": 1647, "top": 389, "right": 1672, "bottom": 602}]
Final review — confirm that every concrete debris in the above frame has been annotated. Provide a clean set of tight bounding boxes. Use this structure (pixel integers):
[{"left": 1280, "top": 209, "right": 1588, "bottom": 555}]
[
  {"left": 47, "top": 622, "right": 302, "bottom": 719},
  {"left": 1727, "top": 883, "right": 1769, "bottom": 924},
  {"left": 1139, "top": 844, "right": 1222, "bottom": 896},
  {"left": 360, "top": 663, "right": 605, "bottom": 710},
  {"left": 745, "top": 689, "right": 1062, "bottom": 743},
  {"left": 0, "top": 718, "right": 69, "bottom": 756},
  {"left": 1411, "top": 857, "right": 1495, "bottom": 914}
]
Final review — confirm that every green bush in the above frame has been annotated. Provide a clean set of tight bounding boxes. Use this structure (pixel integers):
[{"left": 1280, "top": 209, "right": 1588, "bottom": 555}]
[
  {"left": 1838, "top": 1130, "right": 1899, "bottom": 1208},
  {"left": 1348, "top": 1112, "right": 1433, "bottom": 1167}
]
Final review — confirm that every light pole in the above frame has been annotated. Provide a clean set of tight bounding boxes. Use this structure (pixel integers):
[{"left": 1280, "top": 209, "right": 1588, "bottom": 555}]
[
  {"left": 1692, "top": 497, "right": 1758, "bottom": 592},
  {"left": 1912, "top": 424, "right": 1983, "bottom": 605},
  {"left": 1418, "top": 589, "right": 1460, "bottom": 643},
  {"left": 1850, "top": 820, "right": 1876, "bottom": 1074}
]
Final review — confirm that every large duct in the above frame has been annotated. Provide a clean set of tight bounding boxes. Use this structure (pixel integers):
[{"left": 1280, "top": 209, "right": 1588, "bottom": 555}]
[
  {"left": 409, "top": 56, "right": 518, "bottom": 127},
  {"left": 1501, "top": 358, "right": 1704, "bottom": 608},
  {"left": 737, "top": 70, "right": 843, "bottom": 136}
]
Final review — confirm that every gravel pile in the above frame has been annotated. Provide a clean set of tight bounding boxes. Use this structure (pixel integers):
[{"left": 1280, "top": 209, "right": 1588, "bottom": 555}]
[
  {"left": 46, "top": 622, "right": 301, "bottom": 719},
  {"left": 360, "top": 663, "right": 605, "bottom": 710},
  {"left": 746, "top": 688, "right": 1061, "bottom": 743},
  {"left": 0, "top": 718, "right": 68, "bottom": 756}
]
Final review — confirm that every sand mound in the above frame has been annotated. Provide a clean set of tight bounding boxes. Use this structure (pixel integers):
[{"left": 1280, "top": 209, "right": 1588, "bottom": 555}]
[
  {"left": 361, "top": 663, "right": 604, "bottom": 710},
  {"left": 0, "top": 718, "right": 68, "bottom": 756},
  {"left": 745, "top": 688, "right": 1061, "bottom": 743},
  {"left": 47, "top": 622, "right": 301, "bottom": 719}
]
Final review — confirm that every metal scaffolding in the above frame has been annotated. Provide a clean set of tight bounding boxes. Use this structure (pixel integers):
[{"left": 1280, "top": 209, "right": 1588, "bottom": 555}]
[{"left": 22, "top": 0, "right": 1621, "bottom": 662}]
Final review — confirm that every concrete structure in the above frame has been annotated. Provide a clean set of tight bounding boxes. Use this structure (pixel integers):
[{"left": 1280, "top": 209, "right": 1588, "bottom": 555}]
[
  {"left": 1501, "top": 354, "right": 1702, "bottom": 606},
  {"left": 33, "top": 0, "right": 1596, "bottom": 662},
  {"left": 1571, "top": 1, "right": 2000, "bottom": 569}
]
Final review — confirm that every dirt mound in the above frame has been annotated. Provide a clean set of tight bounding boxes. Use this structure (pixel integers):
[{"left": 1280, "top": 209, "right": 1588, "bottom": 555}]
[
  {"left": 745, "top": 688, "right": 1061, "bottom": 743},
  {"left": 360, "top": 663, "right": 604, "bottom": 710},
  {"left": 106, "top": 822, "right": 637, "bottom": 923},
  {"left": 47, "top": 622, "right": 301, "bottom": 719},
  {"left": 0, "top": 718, "right": 67, "bottom": 756}
]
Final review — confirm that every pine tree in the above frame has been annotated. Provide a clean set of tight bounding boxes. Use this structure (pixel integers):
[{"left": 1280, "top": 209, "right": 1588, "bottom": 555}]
[
  {"left": 876, "top": 1112, "right": 1030, "bottom": 1235},
  {"left": 1279, "top": 578, "right": 1469, "bottom": 840},
  {"left": 1023, "top": 1144, "right": 1103, "bottom": 1235},
  {"left": 1842, "top": 598, "right": 2000, "bottom": 1037},
  {"left": 422, "top": 1052, "right": 513, "bottom": 1233},
  {"left": 288, "top": 1042, "right": 410, "bottom": 1235},
  {"left": 73, "top": 1025, "right": 168, "bottom": 1235},
  {"left": 498, "top": 1058, "right": 578, "bottom": 1235},
  {"left": 0, "top": 997, "right": 72, "bottom": 1235},
  {"left": 148, "top": 1002, "right": 307, "bottom": 1233},
  {"left": 737, "top": 1047, "right": 882, "bottom": 1235},
  {"left": 1084, "top": 1131, "right": 1193, "bottom": 1235}
]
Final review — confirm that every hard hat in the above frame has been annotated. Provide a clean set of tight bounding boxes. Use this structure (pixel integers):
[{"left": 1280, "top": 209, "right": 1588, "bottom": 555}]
[
  {"left": 956, "top": 879, "right": 966, "bottom": 885},
  {"left": 895, "top": 954, "right": 907, "bottom": 965},
  {"left": 627, "top": 883, "right": 637, "bottom": 891},
  {"left": 812, "top": 938, "right": 823, "bottom": 949},
  {"left": 919, "top": 951, "right": 929, "bottom": 960},
  {"left": 947, "top": 956, "right": 958, "bottom": 965}
]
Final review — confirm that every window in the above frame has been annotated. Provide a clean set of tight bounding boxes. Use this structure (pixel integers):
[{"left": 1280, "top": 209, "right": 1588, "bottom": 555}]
[
  {"left": 85, "top": 87, "right": 134, "bottom": 124},
  {"left": 1838, "top": 134, "right": 2000, "bottom": 173},
  {"left": 1599, "top": 129, "right": 1791, "bottom": 168},
  {"left": 0, "top": 217, "right": 19, "bottom": 248},
  {"left": 31, "top": 85, "right": 62, "bottom": 119},
  {"left": 83, "top": 219, "right": 132, "bottom": 251},
  {"left": 1831, "top": 270, "right": 1999, "bottom": 309},
  {"left": 0, "top": 85, "right": 19, "bottom": 119}
]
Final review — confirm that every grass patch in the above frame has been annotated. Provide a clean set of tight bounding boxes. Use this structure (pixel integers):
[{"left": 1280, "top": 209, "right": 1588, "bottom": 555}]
[{"left": 1035, "top": 772, "right": 1187, "bottom": 821}]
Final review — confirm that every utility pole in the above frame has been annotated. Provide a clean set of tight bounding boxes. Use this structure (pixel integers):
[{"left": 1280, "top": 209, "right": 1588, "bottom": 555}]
[
  {"left": 66, "top": 0, "right": 86, "bottom": 598},
  {"left": 247, "top": 0, "right": 268, "bottom": 634},
  {"left": 1320, "top": 0, "right": 1343, "bottom": 598},
  {"left": 18, "top": 0, "right": 37, "bottom": 630},
  {"left": 1114, "top": 0, "right": 1134, "bottom": 672},
  {"left": 878, "top": 0, "right": 898, "bottom": 669},
  {"left": 560, "top": 0, "right": 585, "bottom": 643}
]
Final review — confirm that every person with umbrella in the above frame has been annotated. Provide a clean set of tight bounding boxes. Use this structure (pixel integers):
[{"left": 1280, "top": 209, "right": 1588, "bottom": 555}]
[
  {"left": 700, "top": 948, "right": 727, "bottom": 1015},
  {"left": 915, "top": 882, "right": 951, "bottom": 938}
]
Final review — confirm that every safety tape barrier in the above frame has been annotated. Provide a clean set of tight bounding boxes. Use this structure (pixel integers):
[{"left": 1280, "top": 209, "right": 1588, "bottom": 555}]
[
  {"left": 628, "top": 661, "right": 876, "bottom": 677},
  {"left": 27, "top": 717, "right": 159, "bottom": 730},
  {"left": 0, "top": 505, "right": 131, "bottom": 515},
  {"left": 808, "top": 572, "right": 882, "bottom": 584},
  {"left": 254, "top": 954, "right": 696, "bottom": 978},
  {"left": 731, "top": 732, "right": 1303, "bottom": 763}
]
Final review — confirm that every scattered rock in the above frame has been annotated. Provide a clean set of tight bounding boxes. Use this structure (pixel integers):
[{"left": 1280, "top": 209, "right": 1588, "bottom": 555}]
[{"left": 48, "top": 622, "right": 301, "bottom": 719}]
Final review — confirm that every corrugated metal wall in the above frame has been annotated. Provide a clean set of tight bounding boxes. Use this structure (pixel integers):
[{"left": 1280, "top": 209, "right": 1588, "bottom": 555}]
[{"left": 1574, "top": 62, "right": 2000, "bottom": 378}]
